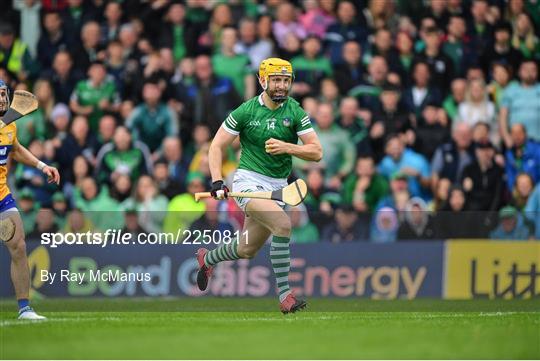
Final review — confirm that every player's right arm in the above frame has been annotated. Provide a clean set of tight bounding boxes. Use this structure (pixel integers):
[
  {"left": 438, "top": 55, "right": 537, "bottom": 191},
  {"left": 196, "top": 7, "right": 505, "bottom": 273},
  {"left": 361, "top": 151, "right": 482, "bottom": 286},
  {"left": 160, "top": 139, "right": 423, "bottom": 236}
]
[{"left": 209, "top": 126, "right": 237, "bottom": 183}]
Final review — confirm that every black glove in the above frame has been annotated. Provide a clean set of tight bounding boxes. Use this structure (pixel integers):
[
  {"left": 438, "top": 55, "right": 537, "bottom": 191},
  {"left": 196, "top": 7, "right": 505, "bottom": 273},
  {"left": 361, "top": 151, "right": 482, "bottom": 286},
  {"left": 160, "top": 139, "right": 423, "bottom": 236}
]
[{"left": 210, "top": 180, "right": 229, "bottom": 199}]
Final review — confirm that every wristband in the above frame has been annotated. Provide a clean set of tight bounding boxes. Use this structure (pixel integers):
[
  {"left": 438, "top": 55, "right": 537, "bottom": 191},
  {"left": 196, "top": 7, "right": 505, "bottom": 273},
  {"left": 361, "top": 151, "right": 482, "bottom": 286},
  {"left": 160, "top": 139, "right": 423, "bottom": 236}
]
[{"left": 36, "top": 161, "right": 46, "bottom": 171}]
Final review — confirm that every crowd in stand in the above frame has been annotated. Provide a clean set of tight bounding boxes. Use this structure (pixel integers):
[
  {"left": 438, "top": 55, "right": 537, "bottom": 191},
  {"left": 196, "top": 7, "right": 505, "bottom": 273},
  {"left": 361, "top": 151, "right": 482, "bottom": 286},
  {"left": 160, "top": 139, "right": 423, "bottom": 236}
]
[{"left": 1, "top": 0, "right": 539, "bottom": 242}]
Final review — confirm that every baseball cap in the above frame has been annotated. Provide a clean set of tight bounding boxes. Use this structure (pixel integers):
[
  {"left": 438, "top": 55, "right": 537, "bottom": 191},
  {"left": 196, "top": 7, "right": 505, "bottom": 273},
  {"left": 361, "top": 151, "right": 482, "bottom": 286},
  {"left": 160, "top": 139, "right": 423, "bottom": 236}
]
[
  {"left": 391, "top": 171, "right": 408, "bottom": 181},
  {"left": 19, "top": 188, "right": 34, "bottom": 200},
  {"left": 186, "top": 171, "right": 206, "bottom": 185},
  {"left": 52, "top": 192, "right": 66, "bottom": 202},
  {"left": 499, "top": 206, "right": 517, "bottom": 219}
]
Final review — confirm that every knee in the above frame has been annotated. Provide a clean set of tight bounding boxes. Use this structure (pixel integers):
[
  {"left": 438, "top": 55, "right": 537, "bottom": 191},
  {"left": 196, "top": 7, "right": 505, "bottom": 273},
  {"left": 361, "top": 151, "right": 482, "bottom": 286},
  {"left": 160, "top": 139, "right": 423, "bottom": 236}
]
[
  {"left": 8, "top": 238, "right": 27, "bottom": 260},
  {"left": 272, "top": 219, "right": 291, "bottom": 237}
]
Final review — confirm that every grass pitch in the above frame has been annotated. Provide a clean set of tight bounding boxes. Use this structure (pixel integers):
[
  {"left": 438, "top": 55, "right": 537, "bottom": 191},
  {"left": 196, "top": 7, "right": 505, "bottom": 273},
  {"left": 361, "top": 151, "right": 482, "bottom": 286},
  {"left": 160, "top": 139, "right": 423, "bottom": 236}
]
[{"left": 1, "top": 298, "right": 538, "bottom": 359}]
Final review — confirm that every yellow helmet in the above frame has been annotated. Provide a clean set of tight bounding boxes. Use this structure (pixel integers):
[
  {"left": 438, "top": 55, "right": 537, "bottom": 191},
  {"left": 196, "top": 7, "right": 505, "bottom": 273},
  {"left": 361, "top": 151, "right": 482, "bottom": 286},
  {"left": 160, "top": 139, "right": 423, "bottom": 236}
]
[{"left": 258, "top": 58, "right": 293, "bottom": 82}]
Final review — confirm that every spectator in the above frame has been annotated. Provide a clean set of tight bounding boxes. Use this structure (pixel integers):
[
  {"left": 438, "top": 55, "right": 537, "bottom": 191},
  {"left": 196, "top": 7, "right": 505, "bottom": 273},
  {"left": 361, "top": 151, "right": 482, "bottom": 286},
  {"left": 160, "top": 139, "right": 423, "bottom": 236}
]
[
  {"left": 51, "top": 192, "right": 68, "bottom": 230},
  {"left": 158, "top": 137, "right": 190, "bottom": 190},
  {"left": 395, "top": 31, "right": 415, "bottom": 86},
  {"left": 12, "top": 0, "right": 41, "bottom": 58},
  {"left": 443, "top": 15, "right": 475, "bottom": 77},
  {"left": 16, "top": 188, "right": 38, "bottom": 236},
  {"left": 28, "top": 208, "right": 58, "bottom": 239},
  {"left": 512, "top": 13, "right": 540, "bottom": 61},
  {"left": 122, "top": 207, "right": 146, "bottom": 238},
  {"left": 302, "top": 166, "right": 341, "bottom": 229},
  {"left": 378, "top": 134, "right": 431, "bottom": 200},
  {"left": 159, "top": 3, "right": 190, "bottom": 62},
  {"left": 307, "top": 102, "right": 355, "bottom": 188},
  {"left": 212, "top": 27, "right": 254, "bottom": 100},
  {"left": 342, "top": 156, "right": 389, "bottom": 213},
  {"left": 189, "top": 198, "right": 234, "bottom": 236},
  {"left": 349, "top": 55, "right": 388, "bottom": 112},
  {"left": 15, "top": 140, "right": 57, "bottom": 207},
  {"left": 288, "top": 203, "right": 319, "bottom": 243},
  {"left": 431, "top": 122, "right": 474, "bottom": 186},
  {"left": 510, "top": 173, "right": 535, "bottom": 211},
  {"left": 42, "top": 50, "right": 84, "bottom": 104},
  {"left": 101, "top": 2, "right": 123, "bottom": 45},
  {"left": 434, "top": 185, "right": 475, "bottom": 238},
  {"left": 499, "top": 60, "right": 540, "bottom": 144},
  {"left": 318, "top": 78, "right": 340, "bottom": 111},
  {"left": 325, "top": 1, "right": 366, "bottom": 65},
  {"left": 480, "top": 21, "right": 522, "bottom": 77},
  {"left": 524, "top": 184, "right": 540, "bottom": 239},
  {"left": 63, "top": 208, "right": 94, "bottom": 235},
  {"left": 457, "top": 79, "right": 497, "bottom": 133},
  {"left": 364, "top": 28, "right": 400, "bottom": 72},
  {"left": 322, "top": 205, "right": 367, "bottom": 243},
  {"left": 403, "top": 61, "right": 442, "bottom": 118},
  {"left": 490, "top": 206, "right": 531, "bottom": 240},
  {"left": 72, "top": 176, "right": 124, "bottom": 231},
  {"left": 413, "top": 102, "right": 451, "bottom": 160},
  {"left": 442, "top": 78, "right": 466, "bottom": 121},
  {"left": 181, "top": 54, "right": 241, "bottom": 135},
  {"left": 95, "top": 126, "right": 153, "bottom": 184},
  {"left": 153, "top": 159, "right": 184, "bottom": 200},
  {"left": 126, "top": 80, "right": 179, "bottom": 155},
  {"left": 235, "top": 18, "right": 273, "bottom": 72},
  {"left": 414, "top": 26, "right": 454, "bottom": 92},
  {"left": 121, "top": 175, "right": 168, "bottom": 233},
  {"left": 163, "top": 171, "right": 207, "bottom": 233},
  {"left": 16, "top": 79, "right": 50, "bottom": 147},
  {"left": 461, "top": 140, "right": 504, "bottom": 211},
  {"left": 336, "top": 97, "right": 370, "bottom": 156},
  {"left": 37, "top": 10, "right": 72, "bottom": 70},
  {"left": 487, "top": 62, "right": 515, "bottom": 108},
  {"left": 428, "top": 177, "right": 451, "bottom": 212},
  {"left": 61, "top": 0, "right": 93, "bottom": 45},
  {"left": 370, "top": 206, "right": 399, "bottom": 243},
  {"left": 397, "top": 197, "right": 437, "bottom": 240},
  {"left": 96, "top": 115, "right": 117, "bottom": 150},
  {"left": 70, "top": 60, "right": 120, "bottom": 132},
  {"left": 55, "top": 115, "right": 98, "bottom": 183},
  {"left": 291, "top": 35, "right": 332, "bottom": 97},
  {"left": 109, "top": 173, "right": 132, "bottom": 204},
  {"left": 0, "top": 22, "right": 39, "bottom": 81},
  {"left": 272, "top": 2, "right": 306, "bottom": 49},
  {"left": 71, "top": 21, "right": 104, "bottom": 73},
  {"left": 371, "top": 82, "right": 411, "bottom": 161},
  {"left": 298, "top": 0, "right": 335, "bottom": 39},
  {"left": 467, "top": 0, "right": 493, "bottom": 56},
  {"left": 504, "top": 123, "right": 540, "bottom": 190},
  {"left": 334, "top": 41, "right": 363, "bottom": 96}
]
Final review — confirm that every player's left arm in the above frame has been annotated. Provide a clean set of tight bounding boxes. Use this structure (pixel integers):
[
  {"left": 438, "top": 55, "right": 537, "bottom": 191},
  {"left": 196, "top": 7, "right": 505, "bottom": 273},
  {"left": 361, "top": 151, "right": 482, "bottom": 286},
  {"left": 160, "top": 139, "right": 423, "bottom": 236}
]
[
  {"left": 11, "top": 138, "right": 60, "bottom": 185},
  {"left": 265, "top": 131, "right": 322, "bottom": 161}
]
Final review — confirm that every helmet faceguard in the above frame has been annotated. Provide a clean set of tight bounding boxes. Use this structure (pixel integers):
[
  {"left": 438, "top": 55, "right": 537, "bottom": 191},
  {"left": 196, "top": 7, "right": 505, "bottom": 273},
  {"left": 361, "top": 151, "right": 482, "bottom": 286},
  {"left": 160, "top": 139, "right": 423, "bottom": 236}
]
[
  {"left": 0, "top": 80, "right": 9, "bottom": 116},
  {"left": 258, "top": 58, "right": 294, "bottom": 104}
]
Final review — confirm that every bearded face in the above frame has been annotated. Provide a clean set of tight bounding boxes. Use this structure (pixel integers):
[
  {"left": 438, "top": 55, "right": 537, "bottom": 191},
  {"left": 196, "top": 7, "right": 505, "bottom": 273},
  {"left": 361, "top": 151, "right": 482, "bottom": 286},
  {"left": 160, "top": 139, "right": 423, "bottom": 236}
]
[
  {"left": 264, "top": 75, "right": 291, "bottom": 103},
  {"left": 0, "top": 86, "right": 9, "bottom": 115}
]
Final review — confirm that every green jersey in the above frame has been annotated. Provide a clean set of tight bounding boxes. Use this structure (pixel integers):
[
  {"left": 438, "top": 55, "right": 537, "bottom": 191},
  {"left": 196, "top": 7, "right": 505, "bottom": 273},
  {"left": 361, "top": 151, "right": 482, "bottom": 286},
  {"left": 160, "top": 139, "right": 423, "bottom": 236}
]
[{"left": 223, "top": 94, "right": 314, "bottom": 178}]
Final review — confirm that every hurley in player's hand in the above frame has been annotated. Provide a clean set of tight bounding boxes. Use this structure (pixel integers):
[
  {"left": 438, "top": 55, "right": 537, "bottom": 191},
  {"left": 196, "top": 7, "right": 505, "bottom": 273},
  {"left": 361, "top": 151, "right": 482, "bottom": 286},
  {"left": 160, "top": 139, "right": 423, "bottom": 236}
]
[{"left": 265, "top": 138, "right": 290, "bottom": 155}]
